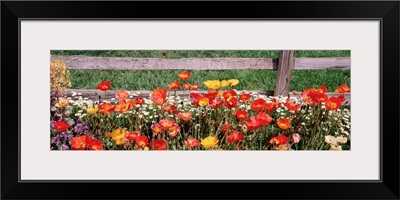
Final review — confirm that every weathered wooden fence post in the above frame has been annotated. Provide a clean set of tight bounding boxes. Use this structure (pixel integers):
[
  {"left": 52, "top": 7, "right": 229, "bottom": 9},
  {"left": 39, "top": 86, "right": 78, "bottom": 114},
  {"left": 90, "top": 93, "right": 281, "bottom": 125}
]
[{"left": 274, "top": 50, "right": 295, "bottom": 96}]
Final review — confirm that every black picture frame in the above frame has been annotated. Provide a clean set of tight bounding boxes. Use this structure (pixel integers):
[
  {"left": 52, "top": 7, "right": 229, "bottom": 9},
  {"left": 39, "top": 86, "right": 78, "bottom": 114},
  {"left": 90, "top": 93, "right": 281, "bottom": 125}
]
[{"left": 2, "top": 1, "right": 399, "bottom": 199}]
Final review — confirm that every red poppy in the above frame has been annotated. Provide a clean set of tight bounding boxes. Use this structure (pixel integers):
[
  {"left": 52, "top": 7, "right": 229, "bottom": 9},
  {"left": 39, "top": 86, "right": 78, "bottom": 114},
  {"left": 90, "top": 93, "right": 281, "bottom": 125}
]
[
  {"left": 256, "top": 112, "right": 273, "bottom": 126},
  {"left": 269, "top": 135, "right": 288, "bottom": 145},
  {"left": 235, "top": 110, "right": 248, "bottom": 121},
  {"left": 224, "top": 97, "right": 238, "bottom": 108},
  {"left": 135, "top": 136, "right": 149, "bottom": 148},
  {"left": 159, "top": 119, "right": 175, "bottom": 130},
  {"left": 285, "top": 98, "right": 301, "bottom": 111},
  {"left": 191, "top": 98, "right": 199, "bottom": 106},
  {"left": 326, "top": 96, "right": 345, "bottom": 110},
  {"left": 245, "top": 116, "right": 261, "bottom": 131},
  {"left": 150, "top": 139, "right": 167, "bottom": 150},
  {"left": 277, "top": 118, "right": 291, "bottom": 130},
  {"left": 71, "top": 135, "right": 89, "bottom": 150},
  {"left": 227, "top": 131, "right": 244, "bottom": 143},
  {"left": 88, "top": 138, "right": 103, "bottom": 150},
  {"left": 168, "top": 81, "right": 181, "bottom": 90},
  {"left": 133, "top": 96, "right": 145, "bottom": 105},
  {"left": 209, "top": 99, "right": 224, "bottom": 109},
  {"left": 162, "top": 104, "right": 178, "bottom": 114},
  {"left": 184, "top": 138, "right": 200, "bottom": 148},
  {"left": 151, "top": 123, "right": 163, "bottom": 135},
  {"left": 97, "top": 80, "right": 111, "bottom": 91},
  {"left": 223, "top": 90, "right": 236, "bottom": 101},
  {"left": 264, "top": 99, "right": 281, "bottom": 112},
  {"left": 54, "top": 120, "right": 69, "bottom": 132},
  {"left": 178, "top": 112, "right": 192, "bottom": 121},
  {"left": 178, "top": 71, "right": 191, "bottom": 81},
  {"left": 251, "top": 98, "right": 266, "bottom": 111},
  {"left": 335, "top": 84, "right": 350, "bottom": 93},
  {"left": 207, "top": 90, "right": 219, "bottom": 96},
  {"left": 99, "top": 103, "right": 115, "bottom": 114},
  {"left": 125, "top": 131, "right": 140, "bottom": 141},
  {"left": 239, "top": 93, "right": 251, "bottom": 102},
  {"left": 204, "top": 93, "right": 217, "bottom": 102},
  {"left": 222, "top": 122, "right": 232, "bottom": 134},
  {"left": 168, "top": 125, "right": 180, "bottom": 138}
]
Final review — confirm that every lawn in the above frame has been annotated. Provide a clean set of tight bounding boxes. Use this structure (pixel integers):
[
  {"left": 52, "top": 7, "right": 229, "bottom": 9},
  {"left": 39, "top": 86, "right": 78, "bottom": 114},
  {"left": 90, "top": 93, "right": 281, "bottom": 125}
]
[{"left": 70, "top": 69, "right": 350, "bottom": 92}]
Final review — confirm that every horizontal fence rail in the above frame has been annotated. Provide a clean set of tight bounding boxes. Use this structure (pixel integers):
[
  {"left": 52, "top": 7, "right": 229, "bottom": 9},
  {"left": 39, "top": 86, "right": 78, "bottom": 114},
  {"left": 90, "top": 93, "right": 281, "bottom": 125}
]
[
  {"left": 52, "top": 56, "right": 351, "bottom": 70},
  {"left": 65, "top": 89, "right": 351, "bottom": 105}
]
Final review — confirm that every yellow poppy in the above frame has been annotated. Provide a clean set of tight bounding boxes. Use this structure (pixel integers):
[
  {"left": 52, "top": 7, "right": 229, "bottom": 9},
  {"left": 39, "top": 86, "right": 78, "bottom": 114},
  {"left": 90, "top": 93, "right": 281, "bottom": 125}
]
[
  {"left": 228, "top": 79, "right": 240, "bottom": 86},
  {"left": 86, "top": 108, "right": 99, "bottom": 114},
  {"left": 201, "top": 136, "right": 219, "bottom": 148},
  {"left": 203, "top": 80, "right": 221, "bottom": 90},
  {"left": 220, "top": 80, "right": 230, "bottom": 88}
]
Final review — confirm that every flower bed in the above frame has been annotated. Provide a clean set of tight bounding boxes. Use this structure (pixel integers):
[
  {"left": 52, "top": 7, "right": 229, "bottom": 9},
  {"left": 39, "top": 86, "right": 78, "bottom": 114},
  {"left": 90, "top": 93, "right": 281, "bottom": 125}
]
[{"left": 50, "top": 71, "right": 351, "bottom": 151}]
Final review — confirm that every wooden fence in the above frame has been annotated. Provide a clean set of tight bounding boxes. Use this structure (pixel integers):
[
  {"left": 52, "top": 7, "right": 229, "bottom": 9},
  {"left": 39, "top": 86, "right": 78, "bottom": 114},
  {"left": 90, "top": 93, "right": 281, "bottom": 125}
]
[{"left": 59, "top": 50, "right": 350, "bottom": 104}]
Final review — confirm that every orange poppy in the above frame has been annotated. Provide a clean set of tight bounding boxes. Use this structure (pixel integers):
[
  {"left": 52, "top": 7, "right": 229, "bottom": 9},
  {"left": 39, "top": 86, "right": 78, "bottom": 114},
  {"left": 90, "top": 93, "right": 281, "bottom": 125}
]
[
  {"left": 99, "top": 103, "right": 115, "bottom": 114},
  {"left": 71, "top": 135, "right": 89, "bottom": 150},
  {"left": 178, "top": 71, "right": 191, "bottom": 81},
  {"left": 153, "top": 94, "right": 167, "bottom": 106},
  {"left": 178, "top": 112, "right": 192, "bottom": 121},
  {"left": 168, "top": 81, "right": 181, "bottom": 90},
  {"left": 335, "top": 84, "right": 350, "bottom": 93},
  {"left": 326, "top": 96, "right": 345, "bottom": 110},
  {"left": 277, "top": 118, "right": 291, "bottom": 130},
  {"left": 114, "top": 100, "right": 132, "bottom": 113},
  {"left": 115, "top": 90, "right": 129, "bottom": 100},
  {"left": 151, "top": 88, "right": 167, "bottom": 98}
]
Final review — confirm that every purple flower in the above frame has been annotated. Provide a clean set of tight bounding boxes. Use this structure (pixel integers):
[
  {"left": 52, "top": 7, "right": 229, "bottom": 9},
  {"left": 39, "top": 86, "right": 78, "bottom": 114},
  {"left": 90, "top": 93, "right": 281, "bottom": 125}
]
[
  {"left": 51, "top": 137, "right": 60, "bottom": 146},
  {"left": 50, "top": 120, "right": 56, "bottom": 127},
  {"left": 59, "top": 132, "right": 73, "bottom": 143},
  {"left": 61, "top": 144, "right": 70, "bottom": 150},
  {"left": 96, "top": 130, "right": 102, "bottom": 135},
  {"left": 73, "top": 120, "right": 90, "bottom": 135}
]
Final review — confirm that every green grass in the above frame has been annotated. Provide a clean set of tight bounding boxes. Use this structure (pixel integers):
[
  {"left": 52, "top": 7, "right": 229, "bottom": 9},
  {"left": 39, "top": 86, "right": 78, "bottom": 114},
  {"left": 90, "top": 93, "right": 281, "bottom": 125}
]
[
  {"left": 69, "top": 69, "right": 350, "bottom": 92},
  {"left": 51, "top": 50, "right": 350, "bottom": 58}
]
